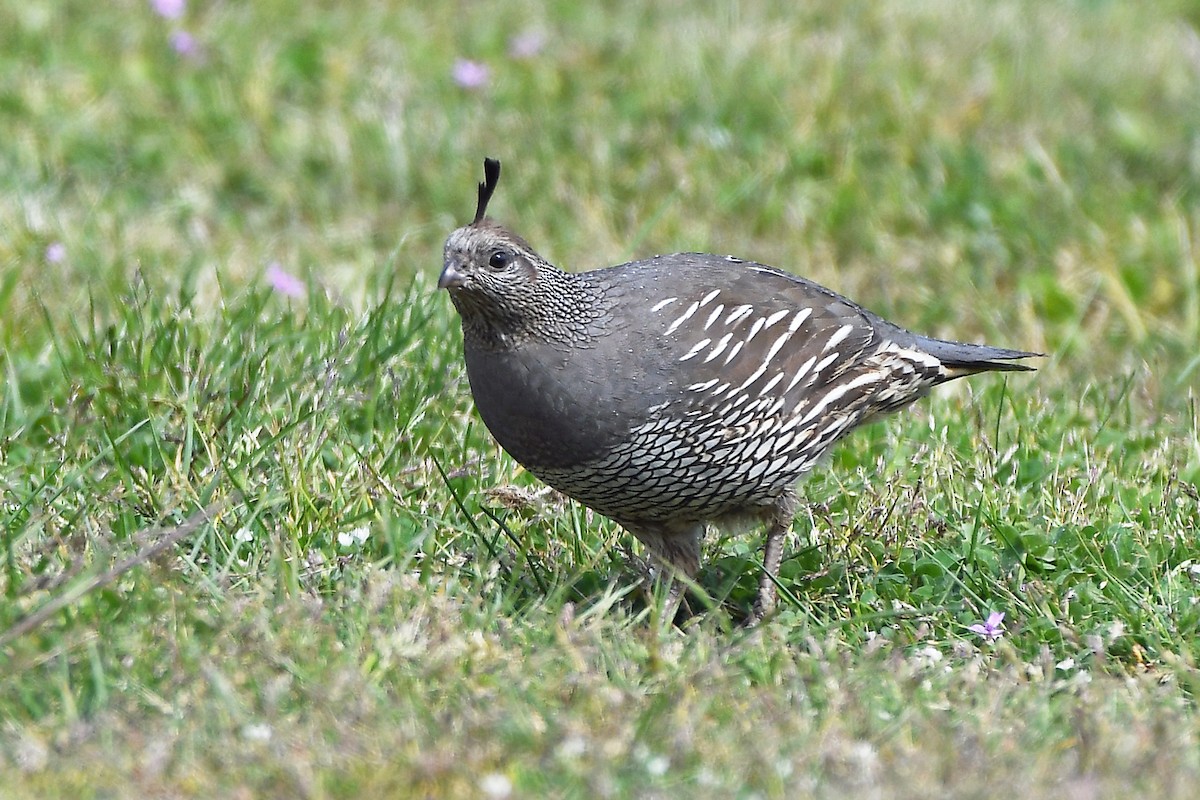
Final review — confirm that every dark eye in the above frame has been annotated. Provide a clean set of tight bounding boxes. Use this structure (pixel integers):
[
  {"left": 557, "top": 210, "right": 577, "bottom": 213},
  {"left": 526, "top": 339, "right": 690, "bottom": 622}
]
[{"left": 488, "top": 250, "right": 511, "bottom": 269}]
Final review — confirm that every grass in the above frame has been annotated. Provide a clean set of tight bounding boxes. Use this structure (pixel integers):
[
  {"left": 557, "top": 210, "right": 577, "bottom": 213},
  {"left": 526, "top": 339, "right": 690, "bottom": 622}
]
[{"left": 3, "top": 0, "right": 1200, "bottom": 795}]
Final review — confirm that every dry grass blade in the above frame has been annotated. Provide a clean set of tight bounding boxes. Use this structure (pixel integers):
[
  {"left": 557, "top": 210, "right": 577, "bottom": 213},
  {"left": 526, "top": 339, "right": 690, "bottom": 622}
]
[{"left": 0, "top": 500, "right": 227, "bottom": 649}]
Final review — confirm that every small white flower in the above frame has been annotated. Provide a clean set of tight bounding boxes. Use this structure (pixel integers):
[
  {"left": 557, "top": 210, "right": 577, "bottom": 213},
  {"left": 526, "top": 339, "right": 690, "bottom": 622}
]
[
  {"left": 337, "top": 525, "right": 370, "bottom": 547},
  {"left": 479, "top": 773, "right": 512, "bottom": 798},
  {"left": 234, "top": 527, "right": 254, "bottom": 543},
  {"left": 913, "top": 645, "right": 943, "bottom": 670},
  {"left": 556, "top": 735, "right": 587, "bottom": 759},
  {"left": 241, "top": 723, "right": 272, "bottom": 743},
  {"left": 1055, "top": 657, "right": 1076, "bottom": 672}
]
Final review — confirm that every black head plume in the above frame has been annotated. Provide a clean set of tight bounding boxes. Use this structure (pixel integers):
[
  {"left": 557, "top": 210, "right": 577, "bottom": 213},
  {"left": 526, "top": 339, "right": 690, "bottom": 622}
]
[{"left": 473, "top": 158, "right": 501, "bottom": 224}]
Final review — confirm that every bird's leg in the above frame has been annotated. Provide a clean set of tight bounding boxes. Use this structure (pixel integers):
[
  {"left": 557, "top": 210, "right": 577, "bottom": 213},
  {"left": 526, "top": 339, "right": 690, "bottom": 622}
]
[
  {"left": 660, "top": 571, "right": 688, "bottom": 627},
  {"left": 622, "top": 520, "right": 703, "bottom": 626},
  {"left": 629, "top": 551, "right": 684, "bottom": 621},
  {"left": 749, "top": 491, "right": 797, "bottom": 625}
]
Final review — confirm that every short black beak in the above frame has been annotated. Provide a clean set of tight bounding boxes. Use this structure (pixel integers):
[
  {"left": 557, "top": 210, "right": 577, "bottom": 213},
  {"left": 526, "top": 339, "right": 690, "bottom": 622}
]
[{"left": 438, "top": 262, "right": 467, "bottom": 289}]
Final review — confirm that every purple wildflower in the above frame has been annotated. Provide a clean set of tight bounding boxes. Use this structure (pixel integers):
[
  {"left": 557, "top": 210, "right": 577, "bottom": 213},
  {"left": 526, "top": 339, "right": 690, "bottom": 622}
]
[
  {"left": 508, "top": 30, "right": 546, "bottom": 60},
  {"left": 266, "top": 262, "right": 305, "bottom": 298},
  {"left": 150, "top": 0, "right": 185, "bottom": 20},
  {"left": 45, "top": 242, "right": 66, "bottom": 264},
  {"left": 967, "top": 611, "right": 1006, "bottom": 642},
  {"left": 452, "top": 59, "right": 490, "bottom": 90},
  {"left": 169, "top": 30, "right": 198, "bottom": 58}
]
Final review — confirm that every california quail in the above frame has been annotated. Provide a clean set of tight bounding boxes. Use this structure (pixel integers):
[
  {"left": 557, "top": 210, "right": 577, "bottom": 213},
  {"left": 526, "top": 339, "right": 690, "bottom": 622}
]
[{"left": 440, "top": 158, "right": 1037, "bottom": 621}]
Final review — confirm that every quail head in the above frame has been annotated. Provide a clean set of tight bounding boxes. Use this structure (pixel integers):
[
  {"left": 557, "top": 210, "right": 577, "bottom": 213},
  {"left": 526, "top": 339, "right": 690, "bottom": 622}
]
[{"left": 440, "top": 158, "right": 1037, "bottom": 622}]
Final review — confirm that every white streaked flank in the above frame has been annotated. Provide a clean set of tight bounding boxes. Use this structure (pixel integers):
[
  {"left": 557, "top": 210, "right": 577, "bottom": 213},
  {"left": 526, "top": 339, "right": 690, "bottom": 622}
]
[
  {"left": 796, "top": 371, "right": 885, "bottom": 426},
  {"left": 771, "top": 431, "right": 795, "bottom": 454},
  {"left": 763, "top": 309, "right": 790, "bottom": 329},
  {"left": 703, "top": 332, "right": 734, "bottom": 363},
  {"left": 733, "top": 361, "right": 770, "bottom": 394},
  {"left": 784, "top": 356, "right": 818, "bottom": 394},
  {"left": 650, "top": 297, "right": 677, "bottom": 313},
  {"left": 724, "top": 304, "right": 755, "bottom": 327},
  {"left": 703, "top": 304, "right": 725, "bottom": 330},
  {"left": 664, "top": 300, "right": 700, "bottom": 336},
  {"left": 789, "top": 307, "right": 813, "bottom": 332},
  {"left": 679, "top": 338, "right": 712, "bottom": 361},
  {"left": 758, "top": 371, "right": 787, "bottom": 396},
  {"left": 762, "top": 330, "right": 794, "bottom": 367},
  {"left": 811, "top": 350, "right": 841, "bottom": 377},
  {"left": 745, "top": 317, "right": 767, "bottom": 344},
  {"left": 822, "top": 323, "right": 856, "bottom": 353},
  {"left": 880, "top": 340, "right": 942, "bottom": 369}
]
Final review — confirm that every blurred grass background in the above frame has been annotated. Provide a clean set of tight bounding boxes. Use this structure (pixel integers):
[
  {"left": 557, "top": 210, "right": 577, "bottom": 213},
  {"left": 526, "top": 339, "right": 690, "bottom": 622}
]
[{"left": 2, "top": 0, "right": 1200, "bottom": 796}]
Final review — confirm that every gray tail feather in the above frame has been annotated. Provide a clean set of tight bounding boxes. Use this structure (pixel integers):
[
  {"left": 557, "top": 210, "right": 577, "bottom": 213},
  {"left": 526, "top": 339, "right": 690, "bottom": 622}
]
[{"left": 915, "top": 336, "right": 1041, "bottom": 379}]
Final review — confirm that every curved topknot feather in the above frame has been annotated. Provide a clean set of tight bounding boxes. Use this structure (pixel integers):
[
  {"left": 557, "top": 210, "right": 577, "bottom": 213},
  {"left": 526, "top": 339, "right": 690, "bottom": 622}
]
[{"left": 474, "top": 158, "right": 501, "bottom": 224}]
